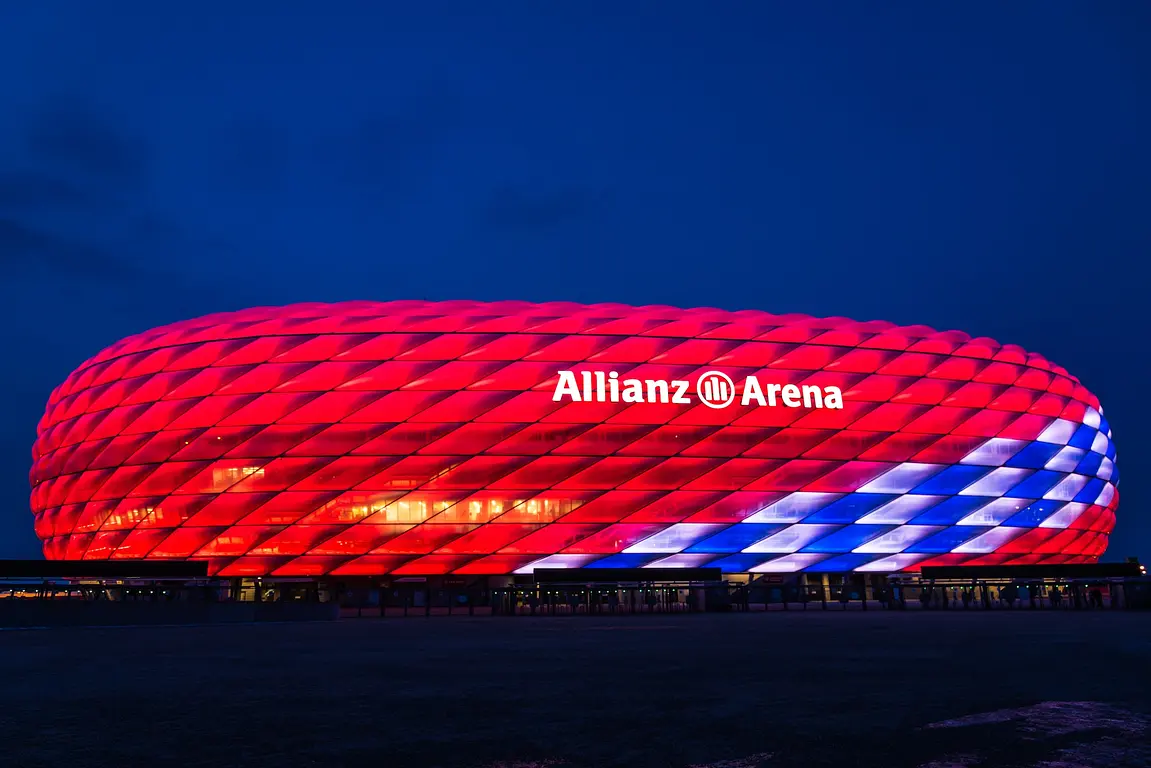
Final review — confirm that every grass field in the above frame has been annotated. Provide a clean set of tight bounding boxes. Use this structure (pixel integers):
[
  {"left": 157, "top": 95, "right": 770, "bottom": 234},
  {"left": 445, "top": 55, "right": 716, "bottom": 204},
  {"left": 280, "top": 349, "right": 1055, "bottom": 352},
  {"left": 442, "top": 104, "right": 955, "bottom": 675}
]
[{"left": 2, "top": 610, "right": 1149, "bottom": 768}]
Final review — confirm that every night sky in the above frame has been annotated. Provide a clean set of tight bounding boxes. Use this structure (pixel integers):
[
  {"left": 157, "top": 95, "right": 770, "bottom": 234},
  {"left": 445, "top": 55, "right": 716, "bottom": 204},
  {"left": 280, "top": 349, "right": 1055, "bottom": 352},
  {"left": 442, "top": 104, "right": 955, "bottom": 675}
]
[{"left": 0, "top": 4, "right": 1146, "bottom": 559}]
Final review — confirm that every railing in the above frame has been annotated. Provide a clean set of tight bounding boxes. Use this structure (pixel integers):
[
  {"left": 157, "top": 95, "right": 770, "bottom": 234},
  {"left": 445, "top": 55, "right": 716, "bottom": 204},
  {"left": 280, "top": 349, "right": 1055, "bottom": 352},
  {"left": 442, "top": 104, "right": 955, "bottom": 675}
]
[
  {"left": 9, "top": 576, "right": 1144, "bottom": 621},
  {"left": 333, "top": 579, "right": 1151, "bottom": 617},
  {"left": 724, "top": 580, "right": 1147, "bottom": 611}
]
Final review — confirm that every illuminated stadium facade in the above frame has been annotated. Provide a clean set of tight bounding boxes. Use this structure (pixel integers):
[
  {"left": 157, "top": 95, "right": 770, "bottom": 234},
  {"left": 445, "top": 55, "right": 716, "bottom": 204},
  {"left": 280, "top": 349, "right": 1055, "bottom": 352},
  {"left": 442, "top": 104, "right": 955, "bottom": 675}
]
[{"left": 30, "top": 301, "right": 1118, "bottom": 579}]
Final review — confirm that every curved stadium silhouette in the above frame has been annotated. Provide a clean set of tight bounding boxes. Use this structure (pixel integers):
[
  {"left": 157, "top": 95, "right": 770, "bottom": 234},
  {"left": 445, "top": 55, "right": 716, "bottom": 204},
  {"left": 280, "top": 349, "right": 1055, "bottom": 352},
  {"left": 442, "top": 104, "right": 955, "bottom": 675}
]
[{"left": 29, "top": 300, "right": 1118, "bottom": 578}]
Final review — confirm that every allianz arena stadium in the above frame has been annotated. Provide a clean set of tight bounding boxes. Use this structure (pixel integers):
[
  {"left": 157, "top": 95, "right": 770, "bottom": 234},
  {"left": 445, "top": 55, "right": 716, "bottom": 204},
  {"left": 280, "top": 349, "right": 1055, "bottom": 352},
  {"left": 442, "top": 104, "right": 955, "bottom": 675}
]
[{"left": 29, "top": 301, "right": 1118, "bottom": 578}]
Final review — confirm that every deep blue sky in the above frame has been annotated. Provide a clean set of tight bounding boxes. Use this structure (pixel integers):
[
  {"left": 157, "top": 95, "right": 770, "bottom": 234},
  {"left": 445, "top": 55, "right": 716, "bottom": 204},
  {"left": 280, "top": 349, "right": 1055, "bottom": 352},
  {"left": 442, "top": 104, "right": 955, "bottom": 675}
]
[{"left": 0, "top": 4, "right": 1146, "bottom": 558}]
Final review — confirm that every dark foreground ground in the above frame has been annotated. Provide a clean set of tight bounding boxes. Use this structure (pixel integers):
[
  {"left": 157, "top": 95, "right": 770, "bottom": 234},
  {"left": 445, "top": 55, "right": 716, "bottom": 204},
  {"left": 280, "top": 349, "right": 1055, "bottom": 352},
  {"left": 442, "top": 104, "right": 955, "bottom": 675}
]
[{"left": 2, "top": 611, "right": 1149, "bottom": 768}]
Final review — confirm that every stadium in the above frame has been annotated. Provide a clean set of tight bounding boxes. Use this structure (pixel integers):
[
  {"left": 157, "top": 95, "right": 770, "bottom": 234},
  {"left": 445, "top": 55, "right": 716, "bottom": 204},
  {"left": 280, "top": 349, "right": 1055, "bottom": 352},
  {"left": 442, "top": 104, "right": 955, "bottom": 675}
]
[{"left": 29, "top": 300, "right": 1118, "bottom": 584}]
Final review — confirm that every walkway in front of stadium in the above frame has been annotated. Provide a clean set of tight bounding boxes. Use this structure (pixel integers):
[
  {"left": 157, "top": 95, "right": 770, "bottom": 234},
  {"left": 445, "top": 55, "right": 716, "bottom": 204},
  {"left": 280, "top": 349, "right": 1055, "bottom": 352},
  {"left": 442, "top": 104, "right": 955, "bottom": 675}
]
[{"left": 2, "top": 611, "right": 1148, "bottom": 768}]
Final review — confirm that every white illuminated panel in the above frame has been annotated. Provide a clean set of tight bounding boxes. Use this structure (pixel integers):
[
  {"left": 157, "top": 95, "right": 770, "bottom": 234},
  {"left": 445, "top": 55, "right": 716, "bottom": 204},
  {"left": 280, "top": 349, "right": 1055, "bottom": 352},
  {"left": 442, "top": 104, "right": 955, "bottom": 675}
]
[
  {"left": 958, "top": 467, "right": 1033, "bottom": 497},
  {"left": 1045, "top": 446, "right": 1086, "bottom": 472},
  {"left": 624, "top": 523, "right": 726, "bottom": 553},
  {"left": 856, "top": 495, "right": 944, "bottom": 525},
  {"left": 749, "top": 553, "right": 828, "bottom": 573},
  {"left": 743, "top": 524, "right": 838, "bottom": 553},
  {"left": 952, "top": 526, "right": 1025, "bottom": 554},
  {"left": 853, "top": 525, "right": 940, "bottom": 554},
  {"left": 514, "top": 554, "right": 599, "bottom": 573},
  {"left": 1095, "top": 483, "right": 1116, "bottom": 507},
  {"left": 1098, "top": 457, "right": 1115, "bottom": 482},
  {"left": 1090, "top": 431, "right": 1109, "bottom": 455},
  {"left": 960, "top": 438, "right": 1029, "bottom": 467},
  {"left": 1083, "top": 407, "right": 1101, "bottom": 429},
  {"left": 956, "top": 497, "right": 1031, "bottom": 526},
  {"left": 1044, "top": 474, "right": 1089, "bottom": 502},
  {"left": 854, "top": 553, "right": 929, "bottom": 572},
  {"left": 645, "top": 553, "right": 718, "bottom": 568},
  {"left": 858, "top": 463, "right": 946, "bottom": 494},
  {"left": 742, "top": 493, "right": 843, "bottom": 524},
  {"left": 1037, "top": 418, "right": 1078, "bottom": 445},
  {"left": 1038, "top": 502, "right": 1088, "bottom": 529}
]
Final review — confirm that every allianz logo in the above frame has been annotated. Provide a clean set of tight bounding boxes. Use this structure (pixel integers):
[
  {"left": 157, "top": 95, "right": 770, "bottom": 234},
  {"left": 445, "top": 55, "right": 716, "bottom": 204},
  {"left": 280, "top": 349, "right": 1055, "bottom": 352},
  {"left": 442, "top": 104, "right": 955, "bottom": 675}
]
[{"left": 553, "top": 370, "right": 845, "bottom": 410}]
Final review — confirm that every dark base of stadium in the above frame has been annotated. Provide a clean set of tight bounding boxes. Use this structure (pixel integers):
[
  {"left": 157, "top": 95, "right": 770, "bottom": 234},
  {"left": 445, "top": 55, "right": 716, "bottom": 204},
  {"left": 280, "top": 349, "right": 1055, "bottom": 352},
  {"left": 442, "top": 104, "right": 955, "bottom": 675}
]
[{"left": 1, "top": 560, "right": 1147, "bottom": 627}]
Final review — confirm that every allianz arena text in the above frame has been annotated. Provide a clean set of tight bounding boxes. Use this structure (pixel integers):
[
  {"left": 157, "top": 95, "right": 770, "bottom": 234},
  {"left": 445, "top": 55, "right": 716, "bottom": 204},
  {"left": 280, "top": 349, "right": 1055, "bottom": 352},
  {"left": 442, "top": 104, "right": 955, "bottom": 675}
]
[{"left": 29, "top": 301, "right": 1118, "bottom": 578}]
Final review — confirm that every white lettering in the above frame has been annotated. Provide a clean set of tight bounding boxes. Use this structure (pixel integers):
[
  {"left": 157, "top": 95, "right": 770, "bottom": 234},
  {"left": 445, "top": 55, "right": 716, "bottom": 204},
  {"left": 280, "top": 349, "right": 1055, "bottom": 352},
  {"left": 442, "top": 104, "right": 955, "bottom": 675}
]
[
  {"left": 646, "top": 379, "right": 669, "bottom": 403},
  {"left": 741, "top": 376, "right": 766, "bottom": 406},
  {"left": 554, "top": 371, "right": 582, "bottom": 402},
  {"left": 554, "top": 370, "right": 848, "bottom": 410},
  {"left": 622, "top": 379, "right": 644, "bottom": 403}
]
